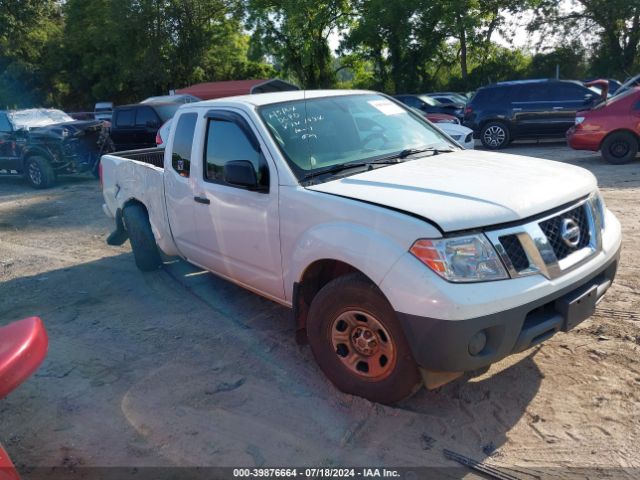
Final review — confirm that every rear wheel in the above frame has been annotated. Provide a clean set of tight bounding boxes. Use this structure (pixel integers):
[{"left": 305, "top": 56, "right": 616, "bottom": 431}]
[
  {"left": 24, "top": 155, "right": 56, "bottom": 189},
  {"left": 480, "top": 121, "right": 510, "bottom": 149},
  {"left": 601, "top": 131, "right": 638, "bottom": 165},
  {"left": 123, "top": 204, "right": 162, "bottom": 271},
  {"left": 306, "top": 273, "right": 422, "bottom": 404}
]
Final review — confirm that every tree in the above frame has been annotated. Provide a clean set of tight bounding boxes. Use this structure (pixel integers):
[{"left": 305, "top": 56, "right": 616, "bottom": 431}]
[
  {"left": 59, "top": 0, "right": 272, "bottom": 107},
  {"left": 343, "top": 0, "right": 450, "bottom": 93},
  {"left": 0, "top": 0, "right": 63, "bottom": 107},
  {"left": 247, "top": 0, "right": 352, "bottom": 88},
  {"left": 531, "top": 0, "right": 640, "bottom": 78}
]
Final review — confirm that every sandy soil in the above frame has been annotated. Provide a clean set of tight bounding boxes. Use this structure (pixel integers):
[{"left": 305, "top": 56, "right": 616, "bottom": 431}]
[{"left": 0, "top": 142, "right": 638, "bottom": 478}]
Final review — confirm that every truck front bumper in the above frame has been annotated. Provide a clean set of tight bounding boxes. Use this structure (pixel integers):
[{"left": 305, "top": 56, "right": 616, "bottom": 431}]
[{"left": 395, "top": 246, "right": 619, "bottom": 372}]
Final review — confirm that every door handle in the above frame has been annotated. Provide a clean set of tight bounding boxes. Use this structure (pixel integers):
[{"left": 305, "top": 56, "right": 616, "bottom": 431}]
[
  {"left": 512, "top": 108, "right": 523, "bottom": 111},
  {"left": 552, "top": 106, "right": 564, "bottom": 110},
  {"left": 194, "top": 196, "right": 210, "bottom": 205}
]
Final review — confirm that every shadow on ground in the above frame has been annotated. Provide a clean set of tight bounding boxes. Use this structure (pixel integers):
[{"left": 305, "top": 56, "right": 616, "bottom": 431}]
[{"left": 0, "top": 252, "right": 543, "bottom": 475}]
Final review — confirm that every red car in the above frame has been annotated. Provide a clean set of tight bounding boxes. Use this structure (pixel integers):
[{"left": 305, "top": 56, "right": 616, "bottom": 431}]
[
  {"left": 567, "top": 86, "right": 640, "bottom": 164},
  {"left": 424, "top": 112, "right": 459, "bottom": 124}
]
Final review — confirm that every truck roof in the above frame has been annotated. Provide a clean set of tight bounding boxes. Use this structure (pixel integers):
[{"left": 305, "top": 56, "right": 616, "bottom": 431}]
[{"left": 192, "top": 89, "right": 375, "bottom": 107}]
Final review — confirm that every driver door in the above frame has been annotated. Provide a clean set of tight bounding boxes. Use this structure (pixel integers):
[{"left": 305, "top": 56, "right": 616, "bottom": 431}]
[
  {"left": 0, "top": 112, "right": 20, "bottom": 171},
  {"left": 189, "top": 110, "right": 284, "bottom": 301}
]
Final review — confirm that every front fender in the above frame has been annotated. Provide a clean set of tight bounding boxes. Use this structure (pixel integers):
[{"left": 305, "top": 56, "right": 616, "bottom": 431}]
[{"left": 288, "top": 221, "right": 408, "bottom": 299}]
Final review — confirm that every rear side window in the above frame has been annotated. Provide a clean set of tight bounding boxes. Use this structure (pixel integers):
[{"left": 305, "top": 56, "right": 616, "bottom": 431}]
[
  {"left": 204, "top": 119, "right": 267, "bottom": 188},
  {"left": 0, "top": 113, "right": 11, "bottom": 132},
  {"left": 136, "top": 107, "right": 158, "bottom": 127},
  {"left": 548, "top": 83, "right": 588, "bottom": 102},
  {"left": 513, "top": 84, "right": 551, "bottom": 102},
  {"left": 171, "top": 113, "right": 197, "bottom": 177},
  {"left": 155, "top": 104, "right": 180, "bottom": 122},
  {"left": 116, "top": 109, "right": 135, "bottom": 127},
  {"left": 471, "top": 87, "right": 505, "bottom": 105}
]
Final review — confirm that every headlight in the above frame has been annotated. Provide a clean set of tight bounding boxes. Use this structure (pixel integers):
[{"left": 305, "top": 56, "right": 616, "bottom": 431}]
[
  {"left": 410, "top": 234, "right": 508, "bottom": 282},
  {"left": 575, "top": 116, "right": 585, "bottom": 125}
]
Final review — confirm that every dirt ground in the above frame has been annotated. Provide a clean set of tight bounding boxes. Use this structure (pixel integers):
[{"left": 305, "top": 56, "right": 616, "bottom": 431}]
[{"left": 0, "top": 141, "right": 639, "bottom": 478}]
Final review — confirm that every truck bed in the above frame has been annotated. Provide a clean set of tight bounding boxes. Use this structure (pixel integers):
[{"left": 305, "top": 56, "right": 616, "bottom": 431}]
[
  {"left": 100, "top": 148, "right": 178, "bottom": 256},
  {"left": 111, "top": 147, "right": 164, "bottom": 169}
]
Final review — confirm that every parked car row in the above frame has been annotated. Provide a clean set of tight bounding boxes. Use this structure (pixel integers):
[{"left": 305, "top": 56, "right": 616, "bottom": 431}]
[{"left": 400, "top": 77, "right": 640, "bottom": 165}]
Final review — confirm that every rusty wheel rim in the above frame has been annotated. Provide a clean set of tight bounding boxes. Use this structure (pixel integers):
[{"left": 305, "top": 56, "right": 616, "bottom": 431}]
[{"left": 330, "top": 309, "right": 396, "bottom": 380}]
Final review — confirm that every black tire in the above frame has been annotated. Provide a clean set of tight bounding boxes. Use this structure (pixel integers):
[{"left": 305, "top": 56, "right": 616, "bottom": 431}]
[
  {"left": 480, "top": 121, "right": 510, "bottom": 149},
  {"left": 122, "top": 204, "right": 162, "bottom": 272},
  {"left": 601, "top": 131, "right": 638, "bottom": 165},
  {"left": 306, "top": 273, "right": 422, "bottom": 404},
  {"left": 92, "top": 158, "right": 101, "bottom": 179},
  {"left": 24, "top": 155, "right": 56, "bottom": 189}
]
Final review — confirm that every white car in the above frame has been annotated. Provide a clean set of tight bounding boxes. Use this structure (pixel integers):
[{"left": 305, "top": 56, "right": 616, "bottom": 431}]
[
  {"left": 436, "top": 122, "right": 474, "bottom": 149},
  {"left": 94, "top": 101, "right": 113, "bottom": 122},
  {"left": 101, "top": 90, "right": 621, "bottom": 404},
  {"left": 155, "top": 119, "right": 172, "bottom": 147}
]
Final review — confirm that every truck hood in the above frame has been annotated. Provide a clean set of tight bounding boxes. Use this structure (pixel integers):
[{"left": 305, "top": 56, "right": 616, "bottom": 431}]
[
  {"left": 306, "top": 149, "right": 597, "bottom": 232},
  {"left": 29, "top": 120, "right": 104, "bottom": 140}
]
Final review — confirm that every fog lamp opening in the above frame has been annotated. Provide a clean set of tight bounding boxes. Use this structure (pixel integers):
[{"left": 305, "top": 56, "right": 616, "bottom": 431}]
[{"left": 468, "top": 330, "right": 487, "bottom": 356}]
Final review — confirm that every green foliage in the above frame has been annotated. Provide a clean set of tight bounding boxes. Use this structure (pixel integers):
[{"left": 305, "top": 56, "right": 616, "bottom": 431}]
[
  {"left": 531, "top": 0, "right": 640, "bottom": 79},
  {"left": 4, "top": 0, "right": 640, "bottom": 109},
  {"left": 247, "top": 0, "right": 353, "bottom": 88},
  {"left": 0, "top": 0, "right": 63, "bottom": 107}
]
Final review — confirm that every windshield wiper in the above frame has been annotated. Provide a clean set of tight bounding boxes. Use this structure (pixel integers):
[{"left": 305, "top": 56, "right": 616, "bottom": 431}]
[
  {"left": 395, "top": 146, "right": 454, "bottom": 159},
  {"left": 300, "top": 159, "right": 400, "bottom": 184}
]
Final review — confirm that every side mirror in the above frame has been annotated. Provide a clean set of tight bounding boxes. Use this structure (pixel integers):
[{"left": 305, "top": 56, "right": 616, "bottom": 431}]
[{"left": 223, "top": 160, "right": 259, "bottom": 189}]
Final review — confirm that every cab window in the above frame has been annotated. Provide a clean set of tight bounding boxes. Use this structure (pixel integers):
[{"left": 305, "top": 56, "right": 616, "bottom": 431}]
[
  {"left": 116, "top": 109, "right": 135, "bottom": 127},
  {"left": 171, "top": 113, "right": 197, "bottom": 177},
  {"left": 204, "top": 118, "right": 268, "bottom": 189}
]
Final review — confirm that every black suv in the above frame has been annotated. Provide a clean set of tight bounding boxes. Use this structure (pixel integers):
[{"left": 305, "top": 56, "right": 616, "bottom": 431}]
[
  {"left": 464, "top": 79, "right": 602, "bottom": 149},
  {"left": 110, "top": 103, "right": 179, "bottom": 150}
]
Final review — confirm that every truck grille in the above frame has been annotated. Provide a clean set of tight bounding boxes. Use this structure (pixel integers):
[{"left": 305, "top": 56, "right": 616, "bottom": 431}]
[
  {"left": 486, "top": 195, "right": 603, "bottom": 280},
  {"left": 538, "top": 204, "right": 591, "bottom": 260}
]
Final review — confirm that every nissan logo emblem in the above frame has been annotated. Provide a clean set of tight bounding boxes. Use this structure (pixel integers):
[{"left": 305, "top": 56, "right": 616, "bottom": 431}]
[{"left": 561, "top": 218, "right": 581, "bottom": 248}]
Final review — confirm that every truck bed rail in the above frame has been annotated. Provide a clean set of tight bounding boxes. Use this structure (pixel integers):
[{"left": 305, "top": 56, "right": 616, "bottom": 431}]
[{"left": 111, "top": 148, "right": 164, "bottom": 169}]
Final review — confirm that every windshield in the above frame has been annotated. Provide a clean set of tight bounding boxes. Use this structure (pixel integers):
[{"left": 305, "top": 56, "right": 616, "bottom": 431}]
[
  {"left": 592, "top": 85, "right": 639, "bottom": 109},
  {"left": 258, "top": 93, "right": 455, "bottom": 180},
  {"left": 418, "top": 95, "right": 441, "bottom": 106},
  {"left": 8, "top": 109, "right": 74, "bottom": 129},
  {"left": 154, "top": 104, "right": 180, "bottom": 121}
]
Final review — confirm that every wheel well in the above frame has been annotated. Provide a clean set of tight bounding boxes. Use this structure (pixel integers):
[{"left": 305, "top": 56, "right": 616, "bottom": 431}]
[
  {"left": 599, "top": 129, "right": 640, "bottom": 150},
  {"left": 479, "top": 118, "right": 511, "bottom": 131},
  {"left": 120, "top": 199, "right": 149, "bottom": 228},
  {"left": 293, "top": 260, "right": 373, "bottom": 344}
]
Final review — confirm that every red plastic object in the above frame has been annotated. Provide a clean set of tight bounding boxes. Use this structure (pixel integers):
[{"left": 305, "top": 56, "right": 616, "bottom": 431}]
[
  {"left": 0, "top": 445, "right": 19, "bottom": 480},
  {"left": 0, "top": 317, "right": 48, "bottom": 399}
]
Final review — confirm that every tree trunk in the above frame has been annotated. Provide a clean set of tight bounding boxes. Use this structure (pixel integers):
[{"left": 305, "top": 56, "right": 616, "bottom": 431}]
[{"left": 460, "top": 26, "right": 468, "bottom": 82}]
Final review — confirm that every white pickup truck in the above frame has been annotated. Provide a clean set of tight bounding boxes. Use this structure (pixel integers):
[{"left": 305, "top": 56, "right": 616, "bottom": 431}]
[{"left": 101, "top": 90, "right": 621, "bottom": 404}]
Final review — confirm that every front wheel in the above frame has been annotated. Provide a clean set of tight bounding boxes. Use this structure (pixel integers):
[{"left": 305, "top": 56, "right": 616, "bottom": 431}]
[
  {"left": 480, "top": 121, "right": 510, "bottom": 149},
  {"left": 601, "top": 131, "right": 638, "bottom": 165},
  {"left": 24, "top": 155, "right": 56, "bottom": 189},
  {"left": 306, "top": 273, "right": 422, "bottom": 404}
]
